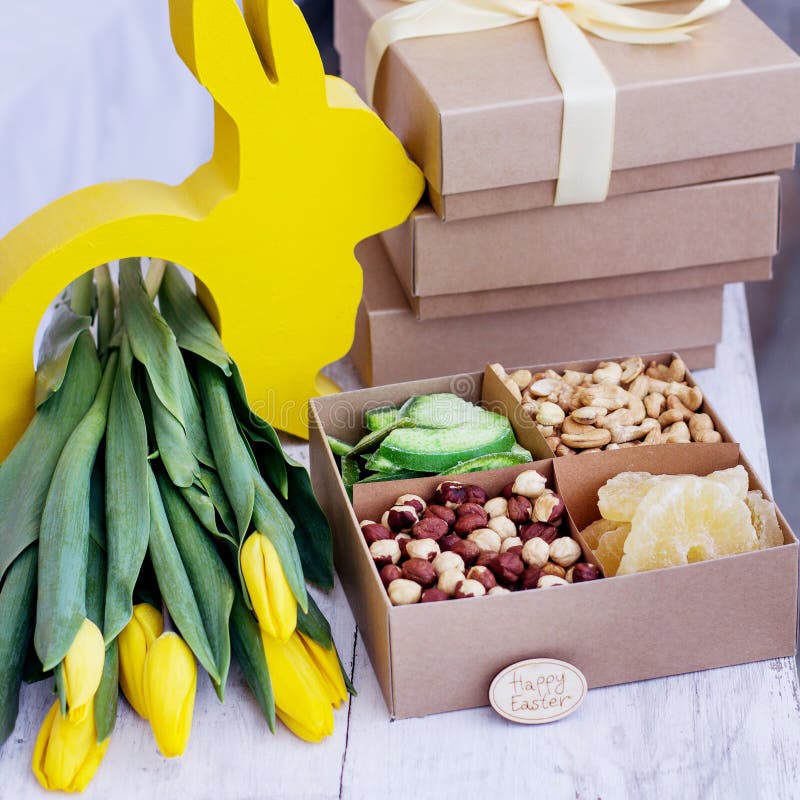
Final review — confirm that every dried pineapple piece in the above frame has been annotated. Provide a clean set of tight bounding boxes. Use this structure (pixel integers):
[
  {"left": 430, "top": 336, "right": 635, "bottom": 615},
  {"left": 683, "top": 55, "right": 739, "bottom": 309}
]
[{"left": 745, "top": 490, "right": 783, "bottom": 549}]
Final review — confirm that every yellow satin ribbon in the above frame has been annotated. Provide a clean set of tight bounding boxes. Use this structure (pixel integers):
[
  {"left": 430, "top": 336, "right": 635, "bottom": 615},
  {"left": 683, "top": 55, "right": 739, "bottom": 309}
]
[{"left": 366, "top": 0, "right": 730, "bottom": 205}]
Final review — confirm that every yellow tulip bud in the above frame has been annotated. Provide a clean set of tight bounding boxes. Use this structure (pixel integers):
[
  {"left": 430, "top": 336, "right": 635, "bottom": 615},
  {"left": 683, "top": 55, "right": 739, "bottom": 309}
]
[
  {"left": 32, "top": 699, "right": 109, "bottom": 792},
  {"left": 241, "top": 533, "right": 297, "bottom": 641},
  {"left": 298, "top": 633, "right": 348, "bottom": 709},
  {"left": 118, "top": 603, "right": 163, "bottom": 719},
  {"left": 143, "top": 632, "right": 197, "bottom": 758},
  {"left": 62, "top": 618, "right": 105, "bottom": 721},
  {"left": 261, "top": 631, "right": 334, "bottom": 743}
]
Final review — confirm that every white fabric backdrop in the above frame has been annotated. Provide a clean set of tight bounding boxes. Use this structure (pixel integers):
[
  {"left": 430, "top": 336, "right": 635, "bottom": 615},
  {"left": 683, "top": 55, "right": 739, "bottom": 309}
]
[{"left": 0, "top": 0, "right": 213, "bottom": 237}]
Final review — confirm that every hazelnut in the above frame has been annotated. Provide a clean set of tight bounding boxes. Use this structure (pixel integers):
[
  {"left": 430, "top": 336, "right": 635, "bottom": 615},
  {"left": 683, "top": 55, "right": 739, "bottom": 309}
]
[
  {"left": 411, "top": 516, "right": 449, "bottom": 541},
  {"left": 463, "top": 485, "right": 489, "bottom": 505},
  {"left": 500, "top": 482, "right": 516, "bottom": 499},
  {"left": 423, "top": 505, "right": 457, "bottom": 527},
  {"left": 402, "top": 558, "right": 437, "bottom": 588},
  {"left": 379, "top": 564, "right": 402, "bottom": 588},
  {"left": 572, "top": 563, "right": 601, "bottom": 583},
  {"left": 386, "top": 504, "right": 419, "bottom": 532},
  {"left": 395, "top": 533, "right": 412, "bottom": 558},
  {"left": 435, "top": 481, "right": 467, "bottom": 509},
  {"left": 438, "top": 533, "right": 461, "bottom": 551},
  {"left": 370, "top": 539, "right": 401, "bottom": 567},
  {"left": 361, "top": 523, "right": 392, "bottom": 546},
  {"left": 519, "top": 566, "right": 541, "bottom": 590},
  {"left": 396, "top": 493, "right": 426, "bottom": 515},
  {"left": 487, "top": 516, "right": 517, "bottom": 541},
  {"left": 475, "top": 551, "right": 498, "bottom": 568},
  {"left": 540, "top": 562, "right": 566, "bottom": 579},
  {"left": 521, "top": 537, "right": 550, "bottom": 568},
  {"left": 466, "top": 565, "right": 497, "bottom": 592},
  {"left": 512, "top": 470, "right": 548, "bottom": 499},
  {"left": 456, "top": 502, "right": 488, "bottom": 520},
  {"left": 537, "top": 575, "right": 568, "bottom": 588},
  {"left": 405, "top": 538, "right": 440, "bottom": 562},
  {"left": 519, "top": 522, "right": 559, "bottom": 544},
  {"left": 500, "top": 536, "right": 523, "bottom": 553},
  {"left": 489, "top": 552, "right": 524, "bottom": 586},
  {"left": 467, "top": 528, "right": 502, "bottom": 553},
  {"left": 533, "top": 493, "right": 565, "bottom": 525},
  {"left": 432, "top": 551, "right": 465, "bottom": 575},
  {"left": 387, "top": 578, "right": 422, "bottom": 605},
  {"left": 488, "top": 586, "right": 511, "bottom": 596},
  {"left": 507, "top": 495, "right": 533, "bottom": 524},
  {"left": 438, "top": 567, "right": 466, "bottom": 596},
  {"left": 421, "top": 588, "right": 450, "bottom": 603},
  {"left": 483, "top": 497, "right": 509, "bottom": 518},
  {"left": 455, "top": 512, "right": 489, "bottom": 536},
  {"left": 548, "top": 537, "right": 582, "bottom": 568},
  {"left": 449, "top": 539, "right": 480, "bottom": 567},
  {"left": 454, "top": 579, "right": 486, "bottom": 599}
]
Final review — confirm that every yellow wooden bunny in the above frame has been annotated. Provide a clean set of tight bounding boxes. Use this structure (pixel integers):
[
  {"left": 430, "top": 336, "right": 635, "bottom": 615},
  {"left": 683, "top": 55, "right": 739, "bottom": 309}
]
[{"left": 0, "top": 0, "right": 423, "bottom": 456}]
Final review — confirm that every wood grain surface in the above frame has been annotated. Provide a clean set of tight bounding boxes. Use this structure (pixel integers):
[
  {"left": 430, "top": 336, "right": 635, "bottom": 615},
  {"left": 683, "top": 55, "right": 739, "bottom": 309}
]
[{"left": 2, "top": 284, "right": 798, "bottom": 800}]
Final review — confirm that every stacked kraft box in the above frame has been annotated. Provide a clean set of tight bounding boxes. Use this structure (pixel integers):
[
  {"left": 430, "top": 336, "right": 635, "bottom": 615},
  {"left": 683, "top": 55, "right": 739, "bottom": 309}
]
[{"left": 333, "top": 0, "right": 800, "bottom": 386}]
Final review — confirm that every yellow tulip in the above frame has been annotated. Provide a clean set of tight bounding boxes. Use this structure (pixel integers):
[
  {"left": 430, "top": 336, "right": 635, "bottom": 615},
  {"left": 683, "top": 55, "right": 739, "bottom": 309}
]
[
  {"left": 262, "top": 631, "right": 334, "bottom": 743},
  {"left": 241, "top": 533, "right": 297, "bottom": 641},
  {"left": 298, "top": 633, "right": 348, "bottom": 709},
  {"left": 142, "top": 632, "right": 197, "bottom": 758},
  {"left": 32, "top": 699, "right": 109, "bottom": 792},
  {"left": 61, "top": 619, "right": 105, "bottom": 721},
  {"left": 118, "top": 603, "right": 163, "bottom": 718}
]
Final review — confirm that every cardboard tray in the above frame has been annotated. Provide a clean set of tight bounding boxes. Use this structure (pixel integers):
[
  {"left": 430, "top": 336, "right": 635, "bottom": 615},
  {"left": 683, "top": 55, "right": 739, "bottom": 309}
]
[
  {"left": 335, "top": 0, "right": 800, "bottom": 219},
  {"left": 351, "top": 237, "right": 723, "bottom": 386},
  {"left": 380, "top": 175, "right": 781, "bottom": 297},
  {"left": 309, "top": 364, "right": 799, "bottom": 719}
]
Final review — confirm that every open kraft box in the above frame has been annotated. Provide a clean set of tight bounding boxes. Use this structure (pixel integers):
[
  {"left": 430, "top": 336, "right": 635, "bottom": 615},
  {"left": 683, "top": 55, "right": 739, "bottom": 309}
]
[{"left": 308, "top": 354, "right": 798, "bottom": 719}]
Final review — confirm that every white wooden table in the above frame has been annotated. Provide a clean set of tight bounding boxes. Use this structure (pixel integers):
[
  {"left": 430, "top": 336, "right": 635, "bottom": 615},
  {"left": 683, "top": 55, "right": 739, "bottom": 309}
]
[{"left": 3, "top": 283, "right": 799, "bottom": 799}]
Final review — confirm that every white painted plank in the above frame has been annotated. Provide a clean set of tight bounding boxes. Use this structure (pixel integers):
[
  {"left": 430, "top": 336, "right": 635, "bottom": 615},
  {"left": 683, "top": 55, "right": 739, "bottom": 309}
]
[{"left": 341, "top": 284, "right": 800, "bottom": 800}]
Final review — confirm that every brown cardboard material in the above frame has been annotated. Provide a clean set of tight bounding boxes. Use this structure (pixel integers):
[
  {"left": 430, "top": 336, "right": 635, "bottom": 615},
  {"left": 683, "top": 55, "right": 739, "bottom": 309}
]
[
  {"left": 404, "top": 258, "right": 772, "bottom": 321},
  {"left": 425, "top": 146, "right": 796, "bottom": 221},
  {"left": 481, "top": 352, "right": 736, "bottom": 460},
  {"left": 380, "top": 175, "right": 780, "bottom": 296},
  {"left": 334, "top": 0, "right": 800, "bottom": 218},
  {"left": 309, "top": 378, "right": 798, "bottom": 719},
  {"left": 352, "top": 237, "right": 722, "bottom": 386}
]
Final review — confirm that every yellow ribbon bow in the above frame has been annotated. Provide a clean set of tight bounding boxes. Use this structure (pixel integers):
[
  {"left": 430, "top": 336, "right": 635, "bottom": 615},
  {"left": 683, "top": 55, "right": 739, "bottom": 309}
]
[{"left": 366, "top": 0, "right": 730, "bottom": 205}]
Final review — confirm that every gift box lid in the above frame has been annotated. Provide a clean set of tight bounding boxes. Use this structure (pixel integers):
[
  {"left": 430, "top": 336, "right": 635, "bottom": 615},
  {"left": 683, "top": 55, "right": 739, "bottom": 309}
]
[{"left": 335, "top": 0, "right": 800, "bottom": 200}]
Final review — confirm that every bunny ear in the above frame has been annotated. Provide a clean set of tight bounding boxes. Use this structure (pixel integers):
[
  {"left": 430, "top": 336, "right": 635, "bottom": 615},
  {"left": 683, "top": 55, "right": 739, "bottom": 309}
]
[
  {"left": 169, "top": 0, "right": 272, "bottom": 116},
  {"left": 243, "top": 0, "right": 326, "bottom": 103}
]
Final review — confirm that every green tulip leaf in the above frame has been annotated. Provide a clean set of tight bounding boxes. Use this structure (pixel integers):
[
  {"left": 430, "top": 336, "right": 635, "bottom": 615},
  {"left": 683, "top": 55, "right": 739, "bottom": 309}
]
[
  {"left": 0, "top": 545, "right": 37, "bottom": 745},
  {"left": 94, "top": 640, "right": 119, "bottom": 743},
  {"left": 146, "top": 467, "right": 220, "bottom": 684},
  {"left": 230, "top": 590, "right": 275, "bottom": 733},
  {"left": 158, "top": 473, "right": 234, "bottom": 700},
  {"left": 35, "top": 351, "right": 118, "bottom": 671},
  {"left": 104, "top": 336, "right": 150, "bottom": 643}
]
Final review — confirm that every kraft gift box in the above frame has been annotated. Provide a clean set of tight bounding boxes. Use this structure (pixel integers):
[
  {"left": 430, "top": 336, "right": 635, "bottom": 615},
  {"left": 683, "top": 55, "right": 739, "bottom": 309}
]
[
  {"left": 308, "top": 361, "right": 798, "bottom": 718},
  {"left": 335, "top": 0, "right": 800, "bottom": 220},
  {"left": 379, "top": 175, "right": 780, "bottom": 297},
  {"left": 350, "top": 237, "right": 723, "bottom": 387}
]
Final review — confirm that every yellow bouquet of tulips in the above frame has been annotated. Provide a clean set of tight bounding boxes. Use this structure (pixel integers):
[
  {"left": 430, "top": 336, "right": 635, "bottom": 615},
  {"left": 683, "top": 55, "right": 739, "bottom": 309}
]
[{"left": 0, "top": 261, "right": 350, "bottom": 792}]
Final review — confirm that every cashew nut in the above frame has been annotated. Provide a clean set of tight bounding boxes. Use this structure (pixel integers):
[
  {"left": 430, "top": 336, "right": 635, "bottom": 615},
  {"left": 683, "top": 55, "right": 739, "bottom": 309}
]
[
  {"left": 597, "top": 408, "right": 636, "bottom": 429},
  {"left": 689, "top": 412, "right": 715, "bottom": 442},
  {"left": 665, "top": 382, "right": 703, "bottom": 411},
  {"left": 619, "top": 356, "right": 644, "bottom": 384},
  {"left": 529, "top": 378, "right": 562, "bottom": 397},
  {"left": 644, "top": 392, "right": 666, "bottom": 419},
  {"left": 628, "top": 375, "right": 651, "bottom": 399},
  {"left": 509, "top": 369, "right": 532, "bottom": 389},
  {"left": 608, "top": 418, "right": 659, "bottom": 444},
  {"left": 536, "top": 401, "right": 566, "bottom": 427},
  {"left": 545, "top": 435, "right": 561, "bottom": 451},
  {"left": 663, "top": 420, "right": 691, "bottom": 443},
  {"left": 503, "top": 378, "right": 523, "bottom": 401},
  {"left": 561, "top": 428, "right": 612, "bottom": 449},
  {"left": 555, "top": 444, "right": 576, "bottom": 457},
  {"left": 627, "top": 396, "right": 646, "bottom": 425},
  {"left": 592, "top": 362, "right": 623, "bottom": 386},
  {"left": 570, "top": 406, "right": 608, "bottom": 425},
  {"left": 578, "top": 384, "right": 631, "bottom": 411},
  {"left": 562, "top": 370, "right": 591, "bottom": 387}
]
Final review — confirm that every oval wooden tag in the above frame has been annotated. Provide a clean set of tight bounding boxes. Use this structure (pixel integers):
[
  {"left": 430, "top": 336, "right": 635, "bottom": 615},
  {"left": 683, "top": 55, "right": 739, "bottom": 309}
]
[{"left": 489, "top": 658, "right": 587, "bottom": 725}]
